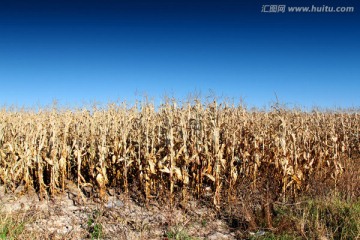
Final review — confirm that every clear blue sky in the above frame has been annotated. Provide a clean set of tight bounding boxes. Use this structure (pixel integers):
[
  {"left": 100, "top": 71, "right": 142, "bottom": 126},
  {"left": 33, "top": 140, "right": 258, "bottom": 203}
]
[{"left": 0, "top": 0, "right": 359, "bottom": 109}]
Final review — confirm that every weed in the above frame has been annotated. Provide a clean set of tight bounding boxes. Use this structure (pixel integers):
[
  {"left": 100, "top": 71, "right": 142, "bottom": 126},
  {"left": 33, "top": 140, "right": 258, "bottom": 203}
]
[
  {"left": 250, "top": 232, "right": 301, "bottom": 240},
  {"left": 166, "top": 226, "right": 197, "bottom": 240},
  {"left": 87, "top": 209, "right": 103, "bottom": 240},
  {"left": 0, "top": 210, "right": 27, "bottom": 240},
  {"left": 201, "top": 219, "right": 207, "bottom": 227}
]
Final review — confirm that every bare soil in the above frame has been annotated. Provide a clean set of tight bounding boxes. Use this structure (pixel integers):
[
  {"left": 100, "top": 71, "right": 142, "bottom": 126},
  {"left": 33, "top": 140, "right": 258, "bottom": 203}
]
[{"left": 0, "top": 185, "right": 238, "bottom": 240}]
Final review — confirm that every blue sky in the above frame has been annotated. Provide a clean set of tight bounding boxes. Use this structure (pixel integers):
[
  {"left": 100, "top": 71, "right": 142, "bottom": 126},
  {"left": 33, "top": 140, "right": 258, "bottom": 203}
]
[{"left": 0, "top": 0, "right": 359, "bottom": 109}]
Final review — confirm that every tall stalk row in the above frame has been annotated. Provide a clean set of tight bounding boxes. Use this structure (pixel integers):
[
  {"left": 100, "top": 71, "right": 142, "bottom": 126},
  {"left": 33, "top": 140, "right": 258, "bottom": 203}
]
[{"left": 0, "top": 103, "right": 359, "bottom": 206}]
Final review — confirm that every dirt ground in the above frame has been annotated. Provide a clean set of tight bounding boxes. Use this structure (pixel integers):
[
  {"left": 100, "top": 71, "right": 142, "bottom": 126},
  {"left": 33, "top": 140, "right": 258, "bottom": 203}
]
[{"left": 0, "top": 184, "right": 239, "bottom": 240}]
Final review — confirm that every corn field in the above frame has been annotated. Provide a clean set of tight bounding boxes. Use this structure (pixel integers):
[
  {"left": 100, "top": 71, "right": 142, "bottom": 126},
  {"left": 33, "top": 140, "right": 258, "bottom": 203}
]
[{"left": 0, "top": 100, "right": 359, "bottom": 209}]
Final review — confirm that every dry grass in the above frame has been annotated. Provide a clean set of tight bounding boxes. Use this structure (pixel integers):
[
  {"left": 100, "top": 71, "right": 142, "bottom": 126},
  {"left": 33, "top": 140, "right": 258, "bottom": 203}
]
[{"left": 0, "top": 99, "right": 359, "bottom": 238}]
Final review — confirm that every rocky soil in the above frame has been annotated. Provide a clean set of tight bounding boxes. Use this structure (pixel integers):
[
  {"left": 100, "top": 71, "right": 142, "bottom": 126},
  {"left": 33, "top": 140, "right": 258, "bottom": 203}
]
[{"left": 0, "top": 184, "right": 239, "bottom": 239}]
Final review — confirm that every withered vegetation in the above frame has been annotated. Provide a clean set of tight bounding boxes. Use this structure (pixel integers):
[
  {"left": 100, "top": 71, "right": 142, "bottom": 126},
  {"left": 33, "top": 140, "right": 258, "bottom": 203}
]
[{"left": 0, "top": 99, "right": 359, "bottom": 238}]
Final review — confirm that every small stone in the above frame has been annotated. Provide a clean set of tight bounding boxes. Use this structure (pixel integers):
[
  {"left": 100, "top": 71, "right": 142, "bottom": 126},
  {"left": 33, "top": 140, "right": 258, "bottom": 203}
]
[
  {"left": 105, "top": 197, "right": 124, "bottom": 209},
  {"left": 207, "top": 232, "right": 233, "bottom": 240}
]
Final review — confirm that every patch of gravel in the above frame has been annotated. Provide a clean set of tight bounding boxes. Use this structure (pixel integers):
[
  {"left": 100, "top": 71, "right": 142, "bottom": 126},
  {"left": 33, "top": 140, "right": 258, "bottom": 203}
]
[{"left": 0, "top": 185, "right": 237, "bottom": 239}]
